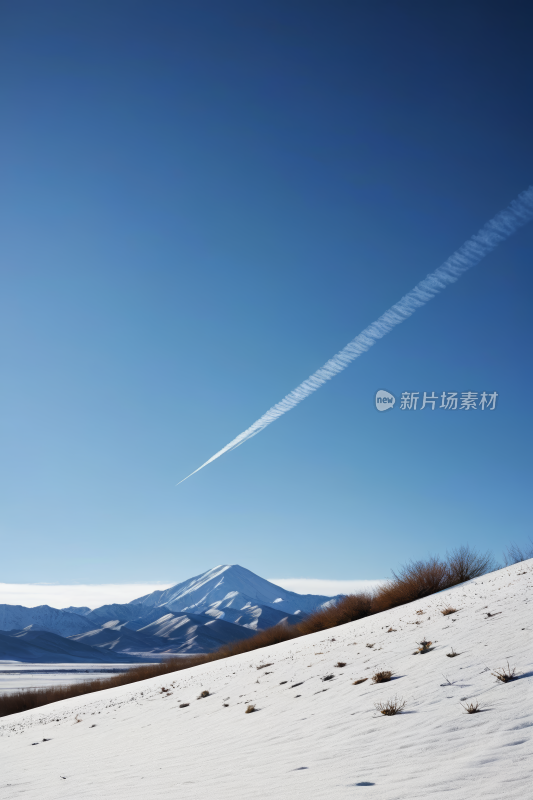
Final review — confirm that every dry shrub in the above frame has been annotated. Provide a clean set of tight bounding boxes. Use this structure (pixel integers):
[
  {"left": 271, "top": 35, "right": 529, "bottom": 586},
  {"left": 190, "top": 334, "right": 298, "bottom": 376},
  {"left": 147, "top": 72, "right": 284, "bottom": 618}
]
[
  {"left": 447, "top": 546, "right": 496, "bottom": 584},
  {"left": 372, "top": 670, "right": 393, "bottom": 684},
  {"left": 503, "top": 537, "right": 533, "bottom": 566},
  {"left": 353, "top": 678, "right": 367, "bottom": 685},
  {"left": 441, "top": 607, "right": 458, "bottom": 616},
  {"left": 372, "top": 557, "right": 449, "bottom": 614},
  {"left": 417, "top": 640, "right": 433, "bottom": 654},
  {"left": 461, "top": 699, "right": 481, "bottom": 714},
  {"left": 446, "top": 648, "right": 459, "bottom": 658},
  {"left": 296, "top": 593, "right": 373, "bottom": 637},
  {"left": 373, "top": 546, "right": 495, "bottom": 615},
  {"left": 366, "top": 643, "right": 374, "bottom": 648},
  {"left": 335, "top": 662, "right": 346, "bottom": 668},
  {"left": 197, "top": 690, "right": 210, "bottom": 699},
  {"left": 375, "top": 696, "right": 406, "bottom": 716},
  {"left": 492, "top": 661, "right": 517, "bottom": 683},
  {"left": 245, "top": 704, "right": 256, "bottom": 714}
]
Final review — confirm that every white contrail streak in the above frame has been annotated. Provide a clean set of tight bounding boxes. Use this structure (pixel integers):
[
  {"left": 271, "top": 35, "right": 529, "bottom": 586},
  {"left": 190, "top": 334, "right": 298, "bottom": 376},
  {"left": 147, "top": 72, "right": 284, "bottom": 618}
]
[{"left": 178, "top": 186, "right": 533, "bottom": 484}]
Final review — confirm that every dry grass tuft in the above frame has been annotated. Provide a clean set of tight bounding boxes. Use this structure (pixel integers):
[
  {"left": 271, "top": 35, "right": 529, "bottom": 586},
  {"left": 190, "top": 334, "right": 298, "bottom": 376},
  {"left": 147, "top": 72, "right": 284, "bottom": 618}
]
[
  {"left": 461, "top": 699, "right": 482, "bottom": 714},
  {"left": 416, "top": 609, "right": 424, "bottom": 615},
  {"left": 256, "top": 663, "right": 273, "bottom": 670},
  {"left": 441, "top": 607, "right": 458, "bottom": 616},
  {"left": 366, "top": 643, "right": 375, "bottom": 648},
  {"left": 492, "top": 661, "right": 517, "bottom": 683},
  {"left": 353, "top": 678, "right": 368, "bottom": 685},
  {"left": 335, "top": 662, "right": 346, "bottom": 668},
  {"left": 245, "top": 704, "right": 256, "bottom": 714},
  {"left": 446, "top": 648, "right": 459, "bottom": 658},
  {"left": 375, "top": 696, "right": 406, "bottom": 715},
  {"left": 417, "top": 640, "right": 433, "bottom": 653},
  {"left": 386, "top": 627, "right": 397, "bottom": 632},
  {"left": 197, "top": 690, "right": 210, "bottom": 699},
  {"left": 372, "top": 670, "right": 393, "bottom": 684}
]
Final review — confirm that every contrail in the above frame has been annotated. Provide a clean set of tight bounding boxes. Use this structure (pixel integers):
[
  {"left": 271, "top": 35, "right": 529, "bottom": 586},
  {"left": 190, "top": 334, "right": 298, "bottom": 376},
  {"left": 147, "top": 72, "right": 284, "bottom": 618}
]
[{"left": 178, "top": 185, "right": 533, "bottom": 484}]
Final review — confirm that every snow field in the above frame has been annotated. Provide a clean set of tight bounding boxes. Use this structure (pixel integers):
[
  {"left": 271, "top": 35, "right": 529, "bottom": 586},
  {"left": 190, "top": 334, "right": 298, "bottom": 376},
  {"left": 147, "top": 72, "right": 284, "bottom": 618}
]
[{"left": 1, "top": 560, "right": 531, "bottom": 799}]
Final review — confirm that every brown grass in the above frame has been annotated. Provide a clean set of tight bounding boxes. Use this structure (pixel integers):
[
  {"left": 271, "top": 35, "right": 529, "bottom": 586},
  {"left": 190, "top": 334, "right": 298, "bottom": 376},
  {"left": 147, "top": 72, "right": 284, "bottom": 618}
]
[
  {"left": 417, "top": 640, "right": 433, "bottom": 653},
  {"left": 353, "top": 678, "right": 367, "bottom": 685},
  {"left": 375, "top": 696, "right": 406, "bottom": 715},
  {"left": 441, "top": 607, "right": 458, "bottom": 616},
  {"left": 492, "top": 661, "right": 517, "bottom": 683},
  {"left": 245, "top": 704, "right": 256, "bottom": 714},
  {"left": 461, "top": 699, "right": 481, "bottom": 714},
  {"left": 0, "top": 545, "right": 498, "bottom": 719},
  {"left": 197, "top": 690, "right": 210, "bottom": 698},
  {"left": 372, "top": 670, "right": 393, "bottom": 683},
  {"left": 335, "top": 662, "right": 346, "bottom": 668},
  {"left": 373, "top": 546, "right": 495, "bottom": 615}
]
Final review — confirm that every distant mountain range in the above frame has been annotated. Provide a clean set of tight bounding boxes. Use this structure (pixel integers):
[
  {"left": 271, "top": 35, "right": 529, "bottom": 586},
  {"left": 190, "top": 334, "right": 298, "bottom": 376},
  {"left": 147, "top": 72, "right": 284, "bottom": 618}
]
[{"left": 0, "top": 565, "right": 339, "bottom": 663}]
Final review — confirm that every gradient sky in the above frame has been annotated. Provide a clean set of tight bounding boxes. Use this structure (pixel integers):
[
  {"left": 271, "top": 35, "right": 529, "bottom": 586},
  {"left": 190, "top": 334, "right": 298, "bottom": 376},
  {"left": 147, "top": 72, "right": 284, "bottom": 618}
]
[{"left": 1, "top": 0, "right": 532, "bottom": 588}]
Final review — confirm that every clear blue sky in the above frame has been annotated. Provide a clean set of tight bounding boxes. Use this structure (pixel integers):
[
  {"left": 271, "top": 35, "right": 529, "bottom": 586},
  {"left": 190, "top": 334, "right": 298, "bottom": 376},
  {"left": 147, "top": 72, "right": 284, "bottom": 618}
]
[{"left": 1, "top": 0, "right": 532, "bottom": 585}]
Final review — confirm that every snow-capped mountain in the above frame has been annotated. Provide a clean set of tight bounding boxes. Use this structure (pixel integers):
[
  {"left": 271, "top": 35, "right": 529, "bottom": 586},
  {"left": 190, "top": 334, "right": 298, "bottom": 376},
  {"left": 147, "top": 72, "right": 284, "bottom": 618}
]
[{"left": 128, "top": 564, "right": 337, "bottom": 616}]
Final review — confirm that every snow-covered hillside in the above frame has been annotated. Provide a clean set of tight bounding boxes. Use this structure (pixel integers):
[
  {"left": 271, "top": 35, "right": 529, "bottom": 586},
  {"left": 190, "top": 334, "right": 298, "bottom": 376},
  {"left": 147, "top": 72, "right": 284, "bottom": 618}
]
[{"left": 1, "top": 560, "right": 531, "bottom": 799}]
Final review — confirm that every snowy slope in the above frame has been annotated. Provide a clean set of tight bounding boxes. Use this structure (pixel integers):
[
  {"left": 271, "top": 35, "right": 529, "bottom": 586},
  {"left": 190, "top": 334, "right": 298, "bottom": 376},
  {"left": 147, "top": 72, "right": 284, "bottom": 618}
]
[
  {"left": 1, "top": 560, "right": 531, "bottom": 799},
  {"left": 129, "top": 564, "right": 336, "bottom": 616},
  {"left": 0, "top": 605, "right": 96, "bottom": 638}
]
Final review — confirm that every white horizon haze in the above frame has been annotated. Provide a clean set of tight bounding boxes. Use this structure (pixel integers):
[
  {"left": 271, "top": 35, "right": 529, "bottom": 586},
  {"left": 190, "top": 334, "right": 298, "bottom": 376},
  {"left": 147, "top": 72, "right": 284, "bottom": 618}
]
[{"left": 0, "top": 578, "right": 384, "bottom": 609}]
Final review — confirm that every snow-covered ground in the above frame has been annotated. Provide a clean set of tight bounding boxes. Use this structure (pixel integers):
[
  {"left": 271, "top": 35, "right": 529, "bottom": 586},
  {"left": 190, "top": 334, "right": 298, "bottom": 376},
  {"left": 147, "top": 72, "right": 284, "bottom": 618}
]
[{"left": 1, "top": 560, "right": 531, "bottom": 799}]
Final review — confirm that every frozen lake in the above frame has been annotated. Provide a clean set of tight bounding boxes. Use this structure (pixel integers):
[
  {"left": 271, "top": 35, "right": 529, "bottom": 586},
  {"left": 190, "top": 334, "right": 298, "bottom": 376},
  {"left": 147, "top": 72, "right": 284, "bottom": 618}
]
[{"left": 0, "top": 663, "right": 145, "bottom": 695}]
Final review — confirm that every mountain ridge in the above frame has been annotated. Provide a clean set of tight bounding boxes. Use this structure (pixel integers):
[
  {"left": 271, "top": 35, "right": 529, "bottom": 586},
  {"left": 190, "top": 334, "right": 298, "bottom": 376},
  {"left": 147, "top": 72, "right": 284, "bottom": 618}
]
[{"left": 0, "top": 565, "right": 339, "bottom": 661}]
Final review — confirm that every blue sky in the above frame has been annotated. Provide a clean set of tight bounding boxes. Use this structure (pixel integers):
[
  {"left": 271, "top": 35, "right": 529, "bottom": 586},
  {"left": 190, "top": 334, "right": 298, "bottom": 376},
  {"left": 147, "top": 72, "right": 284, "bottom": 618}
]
[{"left": 1, "top": 0, "right": 532, "bottom": 590}]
